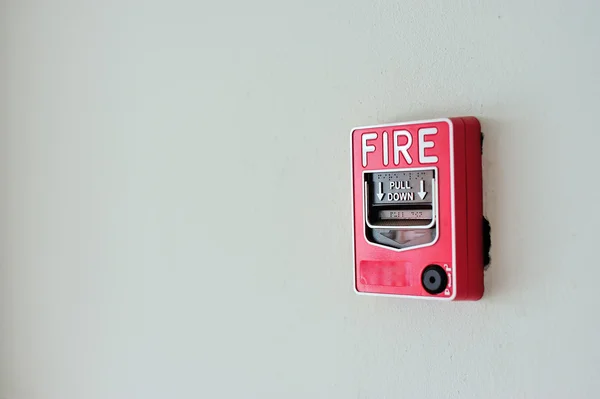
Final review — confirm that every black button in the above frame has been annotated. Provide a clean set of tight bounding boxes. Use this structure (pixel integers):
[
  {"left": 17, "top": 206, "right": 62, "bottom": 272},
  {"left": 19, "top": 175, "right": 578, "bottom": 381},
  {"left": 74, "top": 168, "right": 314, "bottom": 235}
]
[{"left": 421, "top": 265, "right": 448, "bottom": 295}]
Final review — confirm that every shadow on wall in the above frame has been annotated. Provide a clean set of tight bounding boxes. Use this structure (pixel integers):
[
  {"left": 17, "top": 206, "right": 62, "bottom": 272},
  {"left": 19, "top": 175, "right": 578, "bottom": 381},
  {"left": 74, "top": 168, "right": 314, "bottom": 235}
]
[
  {"left": 482, "top": 133, "right": 492, "bottom": 270},
  {"left": 479, "top": 116, "right": 502, "bottom": 299}
]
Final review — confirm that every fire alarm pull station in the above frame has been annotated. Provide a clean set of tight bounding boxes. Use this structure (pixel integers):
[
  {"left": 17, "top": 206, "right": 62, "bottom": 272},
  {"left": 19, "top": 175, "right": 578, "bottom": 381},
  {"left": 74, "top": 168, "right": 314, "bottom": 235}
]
[{"left": 351, "top": 117, "right": 486, "bottom": 300}]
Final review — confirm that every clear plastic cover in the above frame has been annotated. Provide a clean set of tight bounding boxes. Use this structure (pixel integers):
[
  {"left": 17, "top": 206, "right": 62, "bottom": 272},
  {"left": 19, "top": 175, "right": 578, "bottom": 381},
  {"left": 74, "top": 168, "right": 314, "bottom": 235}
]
[{"left": 364, "top": 169, "right": 437, "bottom": 250}]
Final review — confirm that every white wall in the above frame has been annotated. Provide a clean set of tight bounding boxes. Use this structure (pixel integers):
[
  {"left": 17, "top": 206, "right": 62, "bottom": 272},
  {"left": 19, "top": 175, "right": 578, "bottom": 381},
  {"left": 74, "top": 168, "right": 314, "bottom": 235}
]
[{"left": 2, "top": 1, "right": 600, "bottom": 398}]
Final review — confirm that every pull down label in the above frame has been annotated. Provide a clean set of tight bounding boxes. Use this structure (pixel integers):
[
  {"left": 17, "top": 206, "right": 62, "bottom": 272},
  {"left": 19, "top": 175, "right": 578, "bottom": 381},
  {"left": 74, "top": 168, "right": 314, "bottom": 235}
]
[{"left": 370, "top": 169, "right": 434, "bottom": 204}]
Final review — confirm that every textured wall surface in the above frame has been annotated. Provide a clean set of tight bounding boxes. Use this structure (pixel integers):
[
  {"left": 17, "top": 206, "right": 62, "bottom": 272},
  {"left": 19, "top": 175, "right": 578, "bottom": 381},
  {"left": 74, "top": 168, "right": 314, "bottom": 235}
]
[{"left": 2, "top": 1, "right": 600, "bottom": 398}]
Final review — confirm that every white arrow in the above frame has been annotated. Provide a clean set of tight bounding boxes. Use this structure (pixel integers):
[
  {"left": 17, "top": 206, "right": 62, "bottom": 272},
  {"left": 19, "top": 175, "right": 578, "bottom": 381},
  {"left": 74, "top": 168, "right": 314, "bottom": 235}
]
[
  {"left": 376, "top": 182, "right": 384, "bottom": 200},
  {"left": 418, "top": 180, "right": 427, "bottom": 200}
]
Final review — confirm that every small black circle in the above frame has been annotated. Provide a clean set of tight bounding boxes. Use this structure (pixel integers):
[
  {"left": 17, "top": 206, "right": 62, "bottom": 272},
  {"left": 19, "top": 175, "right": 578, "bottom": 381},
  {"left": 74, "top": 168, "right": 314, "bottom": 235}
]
[{"left": 421, "top": 265, "right": 448, "bottom": 295}]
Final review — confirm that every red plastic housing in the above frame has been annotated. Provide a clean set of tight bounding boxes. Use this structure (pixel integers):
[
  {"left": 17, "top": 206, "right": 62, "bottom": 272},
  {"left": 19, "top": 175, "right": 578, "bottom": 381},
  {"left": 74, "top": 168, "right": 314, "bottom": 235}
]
[{"left": 351, "top": 117, "right": 484, "bottom": 301}]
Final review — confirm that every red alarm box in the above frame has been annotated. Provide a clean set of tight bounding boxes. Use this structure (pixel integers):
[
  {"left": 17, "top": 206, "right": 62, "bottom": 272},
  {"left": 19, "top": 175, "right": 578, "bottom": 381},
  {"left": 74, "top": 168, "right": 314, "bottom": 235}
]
[{"left": 351, "top": 117, "right": 484, "bottom": 300}]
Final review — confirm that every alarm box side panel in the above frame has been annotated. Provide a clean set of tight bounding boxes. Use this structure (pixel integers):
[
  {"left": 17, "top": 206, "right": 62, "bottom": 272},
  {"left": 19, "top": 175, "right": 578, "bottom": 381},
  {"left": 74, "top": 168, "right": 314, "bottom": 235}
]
[{"left": 463, "top": 116, "right": 484, "bottom": 300}]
